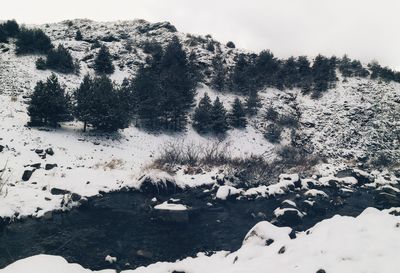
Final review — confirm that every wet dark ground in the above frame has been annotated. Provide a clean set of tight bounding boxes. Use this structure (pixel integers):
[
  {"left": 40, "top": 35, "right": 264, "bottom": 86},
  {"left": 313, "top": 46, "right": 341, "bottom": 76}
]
[{"left": 0, "top": 186, "right": 382, "bottom": 271}]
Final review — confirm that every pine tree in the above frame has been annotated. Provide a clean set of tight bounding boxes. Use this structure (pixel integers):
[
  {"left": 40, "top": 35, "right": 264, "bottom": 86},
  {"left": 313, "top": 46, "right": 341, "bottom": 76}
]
[
  {"left": 28, "top": 74, "right": 71, "bottom": 127},
  {"left": 210, "top": 55, "right": 226, "bottom": 91},
  {"left": 74, "top": 75, "right": 129, "bottom": 132},
  {"left": 210, "top": 97, "right": 228, "bottom": 134},
  {"left": 75, "top": 30, "right": 83, "bottom": 41},
  {"left": 229, "top": 54, "right": 255, "bottom": 93},
  {"left": 133, "top": 66, "right": 162, "bottom": 130},
  {"left": 254, "top": 50, "right": 279, "bottom": 88},
  {"left": 296, "top": 56, "right": 312, "bottom": 93},
  {"left": 228, "top": 97, "right": 247, "bottom": 128},
  {"left": 0, "top": 26, "right": 8, "bottom": 43},
  {"left": 245, "top": 89, "right": 261, "bottom": 116},
  {"left": 192, "top": 93, "right": 212, "bottom": 133},
  {"left": 45, "top": 44, "right": 75, "bottom": 73},
  {"left": 74, "top": 75, "right": 93, "bottom": 132},
  {"left": 16, "top": 28, "right": 53, "bottom": 54},
  {"left": 158, "top": 36, "right": 196, "bottom": 131},
  {"left": 94, "top": 45, "right": 115, "bottom": 74}
]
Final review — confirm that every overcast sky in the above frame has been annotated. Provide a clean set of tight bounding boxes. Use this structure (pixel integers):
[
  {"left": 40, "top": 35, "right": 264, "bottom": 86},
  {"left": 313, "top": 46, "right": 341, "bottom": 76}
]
[{"left": 2, "top": 0, "right": 400, "bottom": 69}]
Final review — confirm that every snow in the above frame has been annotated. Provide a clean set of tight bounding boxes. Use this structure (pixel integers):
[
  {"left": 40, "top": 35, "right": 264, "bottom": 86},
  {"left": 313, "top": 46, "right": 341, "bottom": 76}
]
[
  {"left": 304, "top": 189, "right": 328, "bottom": 198},
  {"left": 215, "top": 185, "right": 242, "bottom": 200},
  {"left": 3, "top": 208, "right": 400, "bottom": 273},
  {"left": 273, "top": 207, "right": 304, "bottom": 218},
  {"left": 154, "top": 201, "right": 187, "bottom": 211},
  {"left": 0, "top": 91, "right": 271, "bottom": 220},
  {"left": 104, "top": 255, "right": 117, "bottom": 264}
]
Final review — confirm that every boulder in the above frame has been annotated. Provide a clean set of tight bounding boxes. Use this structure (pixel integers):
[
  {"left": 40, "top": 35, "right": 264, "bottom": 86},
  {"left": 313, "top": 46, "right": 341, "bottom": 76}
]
[
  {"left": 22, "top": 169, "right": 35, "bottom": 181},
  {"left": 71, "top": 193, "right": 82, "bottom": 202},
  {"left": 30, "top": 163, "right": 41, "bottom": 169},
  {"left": 335, "top": 169, "right": 374, "bottom": 185},
  {"left": 45, "top": 164, "right": 58, "bottom": 170},
  {"left": 50, "top": 188, "right": 71, "bottom": 195},
  {"left": 153, "top": 202, "right": 189, "bottom": 223},
  {"left": 274, "top": 208, "right": 303, "bottom": 226},
  {"left": 0, "top": 145, "right": 4, "bottom": 152},
  {"left": 45, "top": 148, "right": 54, "bottom": 156},
  {"left": 139, "top": 171, "right": 182, "bottom": 195}
]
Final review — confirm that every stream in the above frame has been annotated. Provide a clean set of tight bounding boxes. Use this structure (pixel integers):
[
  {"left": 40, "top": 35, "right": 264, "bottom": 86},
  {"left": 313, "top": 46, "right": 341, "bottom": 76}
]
[{"left": 0, "top": 186, "right": 382, "bottom": 271}]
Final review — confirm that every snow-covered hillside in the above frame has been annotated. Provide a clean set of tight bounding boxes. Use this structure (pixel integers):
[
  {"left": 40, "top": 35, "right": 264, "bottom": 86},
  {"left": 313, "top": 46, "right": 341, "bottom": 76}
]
[{"left": 0, "top": 19, "right": 400, "bottom": 221}]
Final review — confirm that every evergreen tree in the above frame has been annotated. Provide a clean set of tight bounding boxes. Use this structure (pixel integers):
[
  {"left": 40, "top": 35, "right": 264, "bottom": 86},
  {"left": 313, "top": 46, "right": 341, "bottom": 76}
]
[
  {"left": 226, "top": 41, "right": 236, "bottom": 48},
  {"left": 281, "top": 56, "right": 299, "bottom": 89},
  {"left": 94, "top": 45, "right": 115, "bottom": 74},
  {"left": 75, "top": 30, "right": 83, "bottom": 41},
  {"left": 35, "top": 57, "right": 47, "bottom": 70},
  {"left": 228, "top": 97, "right": 247, "bottom": 128},
  {"left": 3, "top": 20, "right": 19, "bottom": 37},
  {"left": 0, "top": 27, "right": 8, "bottom": 43},
  {"left": 229, "top": 54, "right": 255, "bottom": 93},
  {"left": 74, "top": 75, "right": 93, "bottom": 132},
  {"left": 296, "top": 56, "right": 312, "bottom": 93},
  {"left": 312, "top": 54, "right": 336, "bottom": 97},
  {"left": 28, "top": 74, "right": 71, "bottom": 127},
  {"left": 245, "top": 89, "right": 261, "bottom": 116},
  {"left": 254, "top": 50, "right": 279, "bottom": 88},
  {"left": 339, "top": 54, "right": 352, "bottom": 78},
  {"left": 192, "top": 92, "right": 212, "bottom": 133},
  {"left": 210, "top": 55, "right": 226, "bottom": 91},
  {"left": 133, "top": 66, "right": 163, "bottom": 130},
  {"left": 158, "top": 36, "right": 196, "bottom": 131},
  {"left": 74, "top": 75, "right": 129, "bottom": 132},
  {"left": 0, "top": 20, "right": 19, "bottom": 43},
  {"left": 16, "top": 28, "right": 53, "bottom": 54},
  {"left": 210, "top": 97, "right": 228, "bottom": 134},
  {"left": 45, "top": 44, "right": 75, "bottom": 73}
]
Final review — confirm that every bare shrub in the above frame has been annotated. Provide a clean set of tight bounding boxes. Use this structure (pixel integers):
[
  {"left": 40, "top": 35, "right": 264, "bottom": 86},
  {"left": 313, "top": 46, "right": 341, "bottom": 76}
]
[
  {"left": 277, "top": 114, "right": 299, "bottom": 128},
  {"left": 264, "top": 124, "right": 282, "bottom": 143},
  {"left": 0, "top": 161, "right": 9, "bottom": 197},
  {"left": 265, "top": 107, "right": 278, "bottom": 121}
]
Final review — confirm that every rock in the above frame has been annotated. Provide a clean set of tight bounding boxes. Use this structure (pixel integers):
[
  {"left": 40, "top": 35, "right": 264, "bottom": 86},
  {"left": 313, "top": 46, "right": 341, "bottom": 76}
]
[
  {"left": 30, "top": 163, "right": 41, "bottom": 169},
  {"left": 0, "top": 145, "right": 4, "bottom": 152},
  {"left": 50, "top": 188, "right": 71, "bottom": 195},
  {"left": 335, "top": 169, "right": 374, "bottom": 185},
  {"left": 139, "top": 171, "right": 183, "bottom": 195},
  {"left": 316, "top": 270, "right": 327, "bottom": 273},
  {"left": 153, "top": 202, "right": 189, "bottom": 223},
  {"left": 43, "top": 211, "right": 53, "bottom": 220},
  {"left": 45, "top": 164, "right": 58, "bottom": 170},
  {"left": 105, "top": 255, "right": 117, "bottom": 264},
  {"left": 45, "top": 148, "right": 54, "bottom": 156},
  {"left": 35, "top": 149, "right": 44, "bottom": 154},
  {"left": 71, "top": 193, "right": 82, "bottom": 202},
  {"left": 136, "top": 249, "right": 153, "bottom": 259},
  {"left": 278, "top": 246, "right": 286, "bottom": 254},
  {"left": 243, "top": 221, "right": 292, "bottom": 247},
  {"left": 275, "top": 208, "right": 303, "bottom": 226},
  {"left": 22, "top": 169, "right": 35, "bottom": 181},
  {"left": 375, "top": 191, "right": 400, "bottom": 207},
  {"left": 216, "top": 185, "right": 242, "bottom": 201}
]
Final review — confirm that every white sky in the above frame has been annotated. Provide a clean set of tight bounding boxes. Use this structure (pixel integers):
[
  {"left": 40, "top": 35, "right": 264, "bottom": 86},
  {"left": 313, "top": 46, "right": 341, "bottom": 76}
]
[{"left": 2, "top": 0, "right": 400, "bottom": 69}]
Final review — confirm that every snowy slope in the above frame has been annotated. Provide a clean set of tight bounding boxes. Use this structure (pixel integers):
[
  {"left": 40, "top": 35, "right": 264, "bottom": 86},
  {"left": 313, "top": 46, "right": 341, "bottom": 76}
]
[{"left": 0, "top": 19, "right": 399, "bottom": 221}]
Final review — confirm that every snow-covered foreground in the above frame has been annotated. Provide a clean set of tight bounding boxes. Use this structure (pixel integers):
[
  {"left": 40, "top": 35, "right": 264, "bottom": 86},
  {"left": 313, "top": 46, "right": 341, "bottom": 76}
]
[{"left": 2, "top": 207, "right": 399, "bottom": 273}]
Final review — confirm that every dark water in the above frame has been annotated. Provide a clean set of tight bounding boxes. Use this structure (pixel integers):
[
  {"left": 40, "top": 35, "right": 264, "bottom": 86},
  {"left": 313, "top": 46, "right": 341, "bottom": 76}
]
[{"left": 0, "top": 187, "right": 380, "bottom": 271}]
